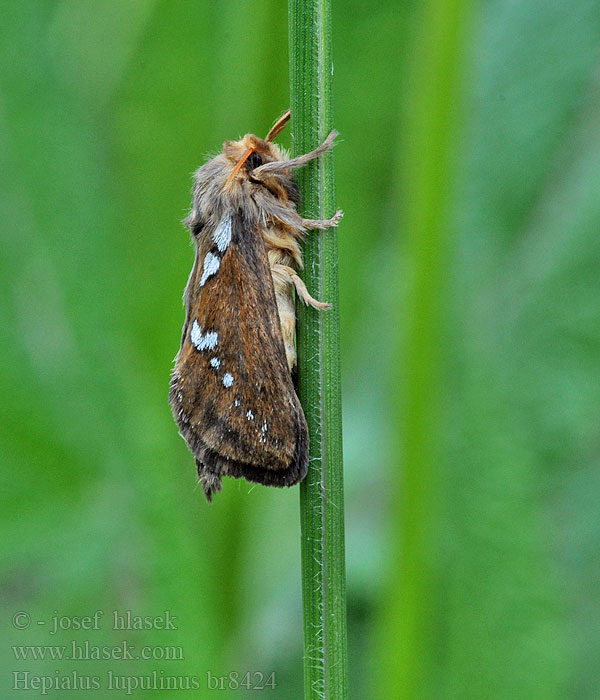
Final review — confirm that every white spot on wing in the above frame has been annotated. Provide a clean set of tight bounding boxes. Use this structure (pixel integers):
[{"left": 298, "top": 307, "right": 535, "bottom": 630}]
[
  {"left": 210, "top": 357, "right": 220, "bottom": 368},
  {"left": 213, "top": 215, "right": 232, "bottom": 252},
  {"left": 190, "top": 320, "right": 218, "bottom": 351},
  {"left": 223, "top": 373, "right": 234, "bottom": 387},
  {"left": 246, "top": 410, "right": 254, "bottom": 420},
  {"left": 234, "top": 399, "right": 240, "bottom": 407},
  {"left": 261, "top": 422, "right": 268, "bottom": 433},
  {"left": 199, "top": 252, "right": 220, "bottom": 286}
]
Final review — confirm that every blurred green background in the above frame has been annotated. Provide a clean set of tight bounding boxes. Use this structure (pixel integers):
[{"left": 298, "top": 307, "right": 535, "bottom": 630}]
[{"left": 2, "top": 1, "right": 600, "bottom": 698}]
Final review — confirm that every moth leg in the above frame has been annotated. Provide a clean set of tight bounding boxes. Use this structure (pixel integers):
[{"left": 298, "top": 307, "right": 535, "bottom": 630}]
[
  {"left": 274, "top": 264, "right": 332, "bottom": 311},
  {"left": 253, "top": 130, "right": 338, "bottom": 176},
  {"left": 301, "top": 209, "right": 344, "bottom": 230}
]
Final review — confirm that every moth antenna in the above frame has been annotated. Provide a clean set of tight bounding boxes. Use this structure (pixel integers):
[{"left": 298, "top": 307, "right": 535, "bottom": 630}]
[
  {"left": 226, "top": 146, "right": 256, "bottom": 186},
  {"left": 265, "top": 109, "right": 291, "bottom": 142}
]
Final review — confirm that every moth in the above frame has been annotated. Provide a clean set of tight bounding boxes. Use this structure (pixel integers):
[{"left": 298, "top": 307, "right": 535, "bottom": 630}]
[{"left": 169, "top": 110, "right": 342, "bottom": 501}]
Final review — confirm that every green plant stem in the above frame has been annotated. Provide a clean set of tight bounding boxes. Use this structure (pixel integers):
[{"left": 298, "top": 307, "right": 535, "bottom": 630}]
[{"left": 289, "top": 1, "right": 348, "bottom": 699}]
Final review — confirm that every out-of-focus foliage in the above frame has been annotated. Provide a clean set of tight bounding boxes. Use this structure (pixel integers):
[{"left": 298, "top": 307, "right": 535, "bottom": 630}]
[{"left": 1, "top": 1, "right": 599, "bottom": 698}]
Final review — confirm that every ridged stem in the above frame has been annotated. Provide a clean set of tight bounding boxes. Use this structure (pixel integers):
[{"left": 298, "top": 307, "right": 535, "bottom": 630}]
[{"left": 289, "top": 1, "right": 348, "bottom": 699}]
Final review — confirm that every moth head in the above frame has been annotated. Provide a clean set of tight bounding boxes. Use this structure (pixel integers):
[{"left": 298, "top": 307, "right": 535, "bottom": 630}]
[{"left": 224, "top": 110, "right": 291, "bottom": 188}]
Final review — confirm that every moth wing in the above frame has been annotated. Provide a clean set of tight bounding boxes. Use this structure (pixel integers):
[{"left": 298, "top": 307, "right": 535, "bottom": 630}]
[{"left": 170, "top": 210, "right": 308, "bottom": 499}]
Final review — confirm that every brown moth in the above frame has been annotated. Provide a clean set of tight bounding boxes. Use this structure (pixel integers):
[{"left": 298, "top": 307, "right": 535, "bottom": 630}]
[{"left": 169, "top": 110, "right": 342, "bottom": 501}]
